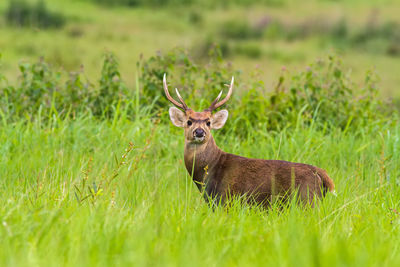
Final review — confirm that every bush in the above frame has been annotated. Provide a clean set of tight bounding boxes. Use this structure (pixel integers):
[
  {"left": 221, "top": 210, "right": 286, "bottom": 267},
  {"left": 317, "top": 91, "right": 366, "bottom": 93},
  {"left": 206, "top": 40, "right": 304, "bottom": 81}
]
[
  {"left": 219, "top": 20, "right": 263, "bottom": 40},
  {"left": 216, "top": 14, "right": 400, "bottom": 58},
  {"left": 352, "top": 21, "right": 400, "bottom": 56},
  {"left": 89, "top": 0, "right": 284, "bottom": 8},
  {"left": 234, "top": 43, "right": 262, "bottom": 58},
  {"left": 263, "top": 57, "right": 387, "bottom": 131},
  {"left": 90, "top": 0, "right": 141, "bottom": 7},
  {"left": 0, "top": 48, "right": 396, "bottom": 136},
  {"left": 92, "top": 53, "right": 128, "bottom": 117},
  {"left": 0, "top": 52, "right": 126, "bottom": 121},
  {"left": 90, "top": 0, "right": 199, "bottom": 7},
  {"left": 191, "top": 38, "right": 231, "bottom": 59},
  {"left": 5, "top": 0, "right": 65, "bottom": 29},
  {"left": 138, "top": 49, "right": 395, "bottom": 136}
]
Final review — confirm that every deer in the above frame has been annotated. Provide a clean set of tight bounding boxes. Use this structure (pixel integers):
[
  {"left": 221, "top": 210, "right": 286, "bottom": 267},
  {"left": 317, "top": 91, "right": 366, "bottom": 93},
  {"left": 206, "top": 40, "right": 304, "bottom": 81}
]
[{"left": 163, "top": 74, "right": 335, "bottom": 208}]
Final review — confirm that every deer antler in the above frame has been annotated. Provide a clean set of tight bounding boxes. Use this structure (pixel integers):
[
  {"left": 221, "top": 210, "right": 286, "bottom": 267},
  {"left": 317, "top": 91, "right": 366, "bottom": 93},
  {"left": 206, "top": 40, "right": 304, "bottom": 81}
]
[
  {"left": 163, "top": 74, "right": 189, "bottom": 111},
  {"left": 206, "top": 76, "right": 234, "bottom": 111}
]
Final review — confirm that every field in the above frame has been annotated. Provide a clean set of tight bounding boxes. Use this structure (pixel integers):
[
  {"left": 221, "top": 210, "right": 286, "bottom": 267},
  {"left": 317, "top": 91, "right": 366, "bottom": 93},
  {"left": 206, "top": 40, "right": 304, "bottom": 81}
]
[
  {"left": 1, "top": 0, "right": 400, "bottom": 266},
  {"left": 1, "top": 108, "right": 400, "bottom": 266}
]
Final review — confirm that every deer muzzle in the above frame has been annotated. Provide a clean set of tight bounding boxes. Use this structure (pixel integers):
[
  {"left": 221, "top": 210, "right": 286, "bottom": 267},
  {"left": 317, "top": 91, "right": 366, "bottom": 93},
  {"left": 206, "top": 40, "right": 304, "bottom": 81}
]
[
  {"left": 194, "top": 128, "right": 205, "bottom": 138},
  {"left": 193, "top": 128, "right": 206, "bottom": 142}
]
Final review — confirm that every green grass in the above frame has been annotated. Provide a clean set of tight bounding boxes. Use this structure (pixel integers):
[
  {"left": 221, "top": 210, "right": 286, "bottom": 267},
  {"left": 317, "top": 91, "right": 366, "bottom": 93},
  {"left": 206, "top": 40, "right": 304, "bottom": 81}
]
[
  {"left": 1, "top": 0, "right": 400, "bottom": 265},
  {"left": 0, "top": 109, "right": 399, "bottom": 266}
]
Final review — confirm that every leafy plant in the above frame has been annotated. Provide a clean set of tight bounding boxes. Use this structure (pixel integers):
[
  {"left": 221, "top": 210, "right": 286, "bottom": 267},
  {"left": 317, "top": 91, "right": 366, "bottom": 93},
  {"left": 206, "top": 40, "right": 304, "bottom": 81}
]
[
  {"left": 219, "top": 20, "right": 263, "bottom": 40},
  {"left": 0, "top": 47, "right": 396, "bottom": 136},
  {"left": 265, "top": 56, "right": 388, "bottom": 131},
  {"left": 0, "top": 52, "right": 129, "bottom": 121},
  {"left": 92, "top": 53, "right": 128, "bottom": 118},
  {"left": 138, "top": 48, "right": 395, "bottom": 136},
  {"left": 5, "top": 0, "right": 66, "bottom": 29}
]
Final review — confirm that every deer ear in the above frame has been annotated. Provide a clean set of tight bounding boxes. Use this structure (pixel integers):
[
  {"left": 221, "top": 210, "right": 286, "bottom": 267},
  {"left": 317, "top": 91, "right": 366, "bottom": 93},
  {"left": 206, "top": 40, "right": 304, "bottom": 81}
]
[
  {"left": 169, "top": 107, "right": 186, "bottom": 128},
  {"left": 211, "top": 109, "right": 228, "bottom": 129}
]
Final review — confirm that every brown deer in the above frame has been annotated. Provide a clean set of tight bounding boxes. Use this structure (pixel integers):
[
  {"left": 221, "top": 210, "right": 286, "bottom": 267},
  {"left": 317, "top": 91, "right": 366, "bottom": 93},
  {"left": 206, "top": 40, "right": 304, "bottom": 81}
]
[{"left": 164, "top": 74, "right": 335, "bottom": 207}]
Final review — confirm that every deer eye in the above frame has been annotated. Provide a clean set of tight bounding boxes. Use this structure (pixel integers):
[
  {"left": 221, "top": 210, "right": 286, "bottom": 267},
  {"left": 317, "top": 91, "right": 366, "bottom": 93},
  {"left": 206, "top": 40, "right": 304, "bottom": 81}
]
[
  {"left": 187, "top": 120, "right": 192, "bottom": 126},
  {"left": 206, "top": 121, "right": 211, "bottom": 127}
]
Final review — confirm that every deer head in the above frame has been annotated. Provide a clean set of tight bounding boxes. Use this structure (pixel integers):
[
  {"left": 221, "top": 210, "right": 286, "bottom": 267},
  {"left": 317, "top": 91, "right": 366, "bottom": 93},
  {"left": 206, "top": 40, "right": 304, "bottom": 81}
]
[{"left": 164, "top": 74, "right": 234, "bottom": 145}]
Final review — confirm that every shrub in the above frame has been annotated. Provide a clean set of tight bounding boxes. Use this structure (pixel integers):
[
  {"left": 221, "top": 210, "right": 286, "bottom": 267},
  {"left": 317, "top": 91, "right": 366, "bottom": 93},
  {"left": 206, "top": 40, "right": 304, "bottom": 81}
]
[
  {"left": 90, "top": 0, "right": 141, "bottom": 7},
  {"left": 219, "top": 20, "right": 263, "bottom": 40},
  {"left": 89, "top": 0, "right": 284, "bottom": 8},
  {"left": 0, "top": 47, "right": 396, "bottom": 136},
  {"left": 264, "top": 57, "right": 387, "bottom": 131},
  {"left": 352, "top": 21, "right": 400, "bottom": 56},
  {"left": 138, "top": 49, "right": 395, "bottom": 136},
  {"left": 5, "top": 0, "right": 66, "bottom": 29},
  {"left": 0, "top": 52, "right": 127, "bottom": 121},
  {"left": 234, "top": 43, "right": 262, "bottom": 58},
  {"left": 191, "top": 38, "right": 231, "bottom": 59},
  {"left": 4, "top": 59, "right": 61, "bottom": 118},
  {"left": 92, "top": 53, "right": 128, "bottom": 117}
]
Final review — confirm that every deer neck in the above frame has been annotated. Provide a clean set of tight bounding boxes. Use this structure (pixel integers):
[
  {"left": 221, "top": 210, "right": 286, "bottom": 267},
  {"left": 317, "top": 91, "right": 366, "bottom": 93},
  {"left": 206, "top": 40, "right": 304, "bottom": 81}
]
[{"left": 184, "top": 136, "right": 222, "bottom": 186}]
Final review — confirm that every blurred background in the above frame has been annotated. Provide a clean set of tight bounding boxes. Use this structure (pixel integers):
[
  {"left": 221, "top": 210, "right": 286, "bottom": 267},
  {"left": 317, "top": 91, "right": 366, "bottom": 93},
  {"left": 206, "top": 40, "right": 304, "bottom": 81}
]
[{"left": 0, "top": 0, "right": 399, "bottom": 99}]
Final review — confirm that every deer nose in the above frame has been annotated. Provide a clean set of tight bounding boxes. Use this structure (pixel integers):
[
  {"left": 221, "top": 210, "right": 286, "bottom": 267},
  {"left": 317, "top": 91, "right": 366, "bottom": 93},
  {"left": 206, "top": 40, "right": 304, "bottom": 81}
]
[{"left": 194, "top": 128, "right": 205, "bottom": 138}]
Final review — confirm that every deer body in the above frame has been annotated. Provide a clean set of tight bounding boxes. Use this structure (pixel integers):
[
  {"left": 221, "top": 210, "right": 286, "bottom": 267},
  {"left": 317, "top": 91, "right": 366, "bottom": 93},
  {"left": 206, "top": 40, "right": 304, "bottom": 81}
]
[
  {"left": 184, "top": 128, "right": 334, "bottom": 207},
  {"left": 164, "top": 75, "right": 335, "bottom": 207}
]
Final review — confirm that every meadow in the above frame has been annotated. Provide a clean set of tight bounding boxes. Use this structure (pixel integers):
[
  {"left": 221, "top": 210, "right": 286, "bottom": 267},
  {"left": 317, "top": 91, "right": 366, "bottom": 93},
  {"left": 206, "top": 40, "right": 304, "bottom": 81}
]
[
  {"left": 0, "top": 109, "right": 399, "bottom": 266},
  {"left": 1, "top": 0, "right": 400, "bottom": 266}
]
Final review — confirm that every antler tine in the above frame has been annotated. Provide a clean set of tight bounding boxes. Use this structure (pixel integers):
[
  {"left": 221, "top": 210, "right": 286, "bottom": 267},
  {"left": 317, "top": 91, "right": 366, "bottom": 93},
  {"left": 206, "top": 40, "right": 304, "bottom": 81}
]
[
  {"left": 163, "top": 74, "right": 188, "bottom": 110},
  {"left": 207, "top": 76, "right": 234, "bottom": 111},
  {"left": 212, "top": 90, "right": 223, "bottom": 105},
  {"left": 175, "top": 88, "right": 189, "bottom": 110}
]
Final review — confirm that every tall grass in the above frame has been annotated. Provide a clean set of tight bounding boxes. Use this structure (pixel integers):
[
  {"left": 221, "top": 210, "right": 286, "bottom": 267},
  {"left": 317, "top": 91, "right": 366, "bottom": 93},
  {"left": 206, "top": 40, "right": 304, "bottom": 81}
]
[
  {"left": 0, "top": 107, "right": 399, "bottom": 266},
  {"left": 0, "top": 48, "right": 399, "bottom": 266}
]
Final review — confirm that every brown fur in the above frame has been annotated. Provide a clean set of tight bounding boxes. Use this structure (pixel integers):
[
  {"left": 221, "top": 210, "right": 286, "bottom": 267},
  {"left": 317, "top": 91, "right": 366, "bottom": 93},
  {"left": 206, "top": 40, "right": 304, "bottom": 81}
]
[{"left": 174, "top": 110, "right": 335, "bottom": 208}]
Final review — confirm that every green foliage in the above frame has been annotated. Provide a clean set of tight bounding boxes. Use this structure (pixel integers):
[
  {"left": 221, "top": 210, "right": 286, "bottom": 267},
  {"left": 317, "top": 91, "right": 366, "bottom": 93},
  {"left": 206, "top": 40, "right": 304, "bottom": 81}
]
[
  {"left": 0, "top": 52, "right": 127, "bottom": 121},
  {"left": 92, "top": 0, "right": 138, "bottom": 7},
  {"left": 2, "top": 59, "right": 60, "bottom": 119},
  {"left": 93, "top": 53, "right": 128, "bottom": 117},
  {"left": 219, "top": 20, "right": 263, "bottom": 40},
  {"left": 230, "top": 57, "right": 393, "bottom": 136},
  {"left": 138, "top": 48, "right": 395, "bottom": 136},
  {"left": 89, "top": 0, "right": 194, "bottom": 7},
  {"left": 88, "top": 0, "right": 285, "bottom": 8},
  {"left": 192, "top": 38, "right": 231, "bottom": 59},
  {"left": 5, "top": 0, "right": 66, "bottom": 28},
  {"left": 62, "top": 70, "right": 92, "bottom": 116},
  {"left": 0, "top": 48, "right": 396, "bottom": 136},
  {"left": 265, "top": 57, "right": 387, "bottom": 131},
  {"left": 234, "top": 43, "right": 262, "bottom": 58},
  {"left": 213, "top": 16, "right": 400, "bottom": 57},
  {"left": 352, "top": 21, "right": 400, "bottom": 56}
]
